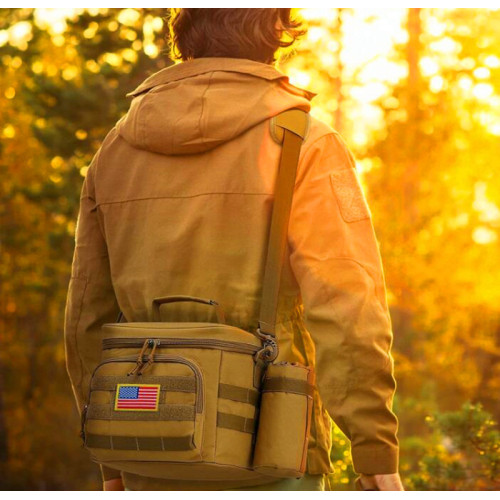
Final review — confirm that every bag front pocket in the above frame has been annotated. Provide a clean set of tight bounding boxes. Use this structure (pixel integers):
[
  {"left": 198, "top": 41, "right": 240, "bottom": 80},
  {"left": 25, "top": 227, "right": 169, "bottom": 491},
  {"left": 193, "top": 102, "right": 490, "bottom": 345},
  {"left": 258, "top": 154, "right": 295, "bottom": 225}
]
[{"left": 83, "top": 355, "right": 205, "bottom": 463}]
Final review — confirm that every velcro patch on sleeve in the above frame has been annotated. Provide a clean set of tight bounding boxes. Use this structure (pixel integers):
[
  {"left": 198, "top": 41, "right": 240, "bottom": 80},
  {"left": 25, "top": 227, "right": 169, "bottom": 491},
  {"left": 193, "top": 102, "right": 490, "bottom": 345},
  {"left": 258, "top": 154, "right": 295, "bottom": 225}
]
[{"left": 330, "top": 168, "right": 371, "bottom": 223}]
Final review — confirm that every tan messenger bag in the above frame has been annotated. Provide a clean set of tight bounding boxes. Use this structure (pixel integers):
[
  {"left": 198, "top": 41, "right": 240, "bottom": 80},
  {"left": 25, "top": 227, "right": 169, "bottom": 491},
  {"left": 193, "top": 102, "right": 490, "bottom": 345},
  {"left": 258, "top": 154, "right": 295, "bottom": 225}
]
[{"left": 81, "top": 109, "right": 315, "bottom": 486}]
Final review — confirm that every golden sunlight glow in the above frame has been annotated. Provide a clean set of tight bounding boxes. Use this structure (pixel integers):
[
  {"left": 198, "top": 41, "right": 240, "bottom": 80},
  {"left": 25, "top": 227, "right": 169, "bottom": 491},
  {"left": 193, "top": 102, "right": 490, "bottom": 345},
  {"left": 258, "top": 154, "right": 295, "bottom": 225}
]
[
  {"left": 472, "top": 82, "right": 494, "bottom": 100},
  {"left": 51, "top": 156, "right": 64, "bottom": 169},
  {"left": 473, "top": 67, "right": 490, "bottom": 79},
  {"left": 429, "top": 36, "right": 460, "bottom": 55},
  {"left": 484, "top": 55, "right": 500, "bottom": 68},
  {"left": 430, "top": 75, "right": 445, "bottom": 93},
  {"left": 34, "top": 9, "right": 80, "bottom": 35},
  {"left": 461, "top": 57, "right": 476, "bottom": 70},
  {"left": 4, "top": 87, "right": 16, "bottom": 99},
  {"left": 75, "top": 130, "right": 88, "bottom": 140},
  {"left": 2, "top": 124, "right": 16, "bottom": 138},
  {"left": 10, "top": 56, "right": 22, "bottom": 69},
  {"left": 144, "top": 43, "right": 159, "bottom": 58},
  {"left": 83, "top": 22, "right": 99, "bottom": 39},
  {"left": 122, "top": 48, "right": 138, "bottom": 63},
  {"left": 49, "top": 173, "right": 62, "bottom": 184},
  {"left": 301, "top": 9, "right": 337, "bottom": 22},
  {"left": 351, "top": 82, "right": 388, "bottom": 103},
  {"left": 489, "top": 123, "right": 500, "bottom": 136},
  {"left": 458, "top": 75, "right": 473, "bottom": 92},
  {"left": 31, "top": 60, "right": 43, "bottom": 74},
  {"left": 35, "top": 118, "right": 46, "bottom": 129},
  {"left": 62, "top": 66, "right": 78, "bottom": 80},
  {"left": 52, "top": 35, "right": 65, "bottom": 47},
  {"left": 473, "top": 182, "right": 500, "bottom": 223},
  {"left": 102, "top": 52, "right": 122, "bottom": 67},
  {"left": 7, "top": 21, "right": 32, "bottom": 50},
  {"left": 297, "top": 8, "right": 408, "bottom": 145},
  {"left": 420, "top": 56, "right": 440, "bottom": 77},
  {"left": 143, "top": 15, "right": 164, "bottom": 36},
  {"left": 307, "top": 27, "right": 327, "bottom": 43},
  {"left": 121, "top": 29, "right": 137, "bottom": 42},
  {"left": 0, "top": 30, "right": 8, "bottom": 47},
  {"left": 288, "top": 69, "right": 312, "bottom": 89},
  {"left": 117, "top": 8, "right": 141, "bottom": 27},
  {"left": 472, "top": 227, "right": 498, "bottom": 245},
  {"left": 3, "top": 7, "right": 500, "bottom": 243}
]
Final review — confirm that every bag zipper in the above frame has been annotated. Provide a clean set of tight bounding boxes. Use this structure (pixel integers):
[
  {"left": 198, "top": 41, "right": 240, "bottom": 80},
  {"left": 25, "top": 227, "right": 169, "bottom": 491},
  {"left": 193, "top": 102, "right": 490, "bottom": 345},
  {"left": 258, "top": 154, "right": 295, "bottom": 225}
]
[
  {"left": 102, "top": 337, "right": 261, "bottom": 355},
  {"left": 89, "top": 355, "right": 204, "bottom": 414}
]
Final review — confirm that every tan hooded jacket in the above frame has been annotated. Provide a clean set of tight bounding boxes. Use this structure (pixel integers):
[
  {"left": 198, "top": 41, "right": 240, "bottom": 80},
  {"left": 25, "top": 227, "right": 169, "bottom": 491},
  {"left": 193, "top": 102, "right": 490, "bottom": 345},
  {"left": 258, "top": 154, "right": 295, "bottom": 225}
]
[{"left": 64, "top": 57, "right": 399, "bottom": 490}]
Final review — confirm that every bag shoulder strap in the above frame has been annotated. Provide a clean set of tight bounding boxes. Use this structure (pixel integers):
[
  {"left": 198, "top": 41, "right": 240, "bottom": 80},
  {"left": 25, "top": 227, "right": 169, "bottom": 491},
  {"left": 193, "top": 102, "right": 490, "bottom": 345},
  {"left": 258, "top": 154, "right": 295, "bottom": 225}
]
[{"left": 257, "top": 108, "right": 309, "bottom": 350}]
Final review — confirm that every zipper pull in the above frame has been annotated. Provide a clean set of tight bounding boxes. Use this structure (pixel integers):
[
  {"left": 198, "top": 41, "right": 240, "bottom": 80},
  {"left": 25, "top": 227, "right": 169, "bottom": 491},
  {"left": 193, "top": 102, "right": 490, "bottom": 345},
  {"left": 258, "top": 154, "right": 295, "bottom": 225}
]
[
  {"left": 139, "top": 339, "right": 160, "bottom": 375},
  {"left": 127, "top": 339, "right": 152, "bottom": 376}
]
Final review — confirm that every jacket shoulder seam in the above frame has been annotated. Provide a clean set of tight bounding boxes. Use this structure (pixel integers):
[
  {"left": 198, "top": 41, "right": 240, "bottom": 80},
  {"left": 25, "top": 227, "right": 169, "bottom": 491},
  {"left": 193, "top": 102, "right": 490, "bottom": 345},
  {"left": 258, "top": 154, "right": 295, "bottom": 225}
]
[{"left": 301, "top": 131, "right": 341, "bottom": 157}]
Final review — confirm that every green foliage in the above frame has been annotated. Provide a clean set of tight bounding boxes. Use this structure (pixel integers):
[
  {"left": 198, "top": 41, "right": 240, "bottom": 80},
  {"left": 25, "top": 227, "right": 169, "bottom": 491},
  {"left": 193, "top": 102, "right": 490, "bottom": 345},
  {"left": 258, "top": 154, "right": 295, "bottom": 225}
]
[
  {"left": 408, "top": 402, "right": 500, "bottom": 490},
  {"left": 326, "top": 424, "right": 356, "bottom": 490}
]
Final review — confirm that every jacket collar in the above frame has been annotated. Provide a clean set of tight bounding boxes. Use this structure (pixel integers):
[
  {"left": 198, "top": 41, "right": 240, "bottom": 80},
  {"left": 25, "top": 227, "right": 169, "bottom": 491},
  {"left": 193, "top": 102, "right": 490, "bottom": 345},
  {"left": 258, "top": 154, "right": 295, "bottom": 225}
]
[{"left": 126, "top": 57, "right": 316, "bottom": 100}]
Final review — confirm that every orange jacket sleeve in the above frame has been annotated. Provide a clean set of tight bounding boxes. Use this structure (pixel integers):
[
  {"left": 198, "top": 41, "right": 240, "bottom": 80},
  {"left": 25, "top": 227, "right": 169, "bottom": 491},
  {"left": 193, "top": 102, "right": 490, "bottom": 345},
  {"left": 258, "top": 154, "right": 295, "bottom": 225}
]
[{"left": 288, "top": 132, "right": 399, "bottom": 475}]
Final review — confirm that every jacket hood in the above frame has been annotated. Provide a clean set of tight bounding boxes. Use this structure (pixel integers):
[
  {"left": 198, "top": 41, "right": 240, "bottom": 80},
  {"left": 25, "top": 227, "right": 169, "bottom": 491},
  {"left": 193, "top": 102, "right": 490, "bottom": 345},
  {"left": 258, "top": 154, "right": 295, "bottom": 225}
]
[{"left": 117, "top": 57, "right": 316, "bottom": 156}]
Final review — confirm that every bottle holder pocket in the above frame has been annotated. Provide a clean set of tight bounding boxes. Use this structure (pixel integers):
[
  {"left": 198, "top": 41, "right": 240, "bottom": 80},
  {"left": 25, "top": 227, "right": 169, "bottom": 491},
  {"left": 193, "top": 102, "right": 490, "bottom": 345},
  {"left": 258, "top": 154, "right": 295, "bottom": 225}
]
[{"left": 252, "top": 361, "right": 315, "bottom": 478}]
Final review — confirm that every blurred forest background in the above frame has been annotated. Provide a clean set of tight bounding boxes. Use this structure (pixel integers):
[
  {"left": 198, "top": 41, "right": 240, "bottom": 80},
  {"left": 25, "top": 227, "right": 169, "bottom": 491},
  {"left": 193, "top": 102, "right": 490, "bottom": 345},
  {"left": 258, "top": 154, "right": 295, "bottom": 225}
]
[{"left": 0, "top": 7, "right": 499, "bottom": 491}]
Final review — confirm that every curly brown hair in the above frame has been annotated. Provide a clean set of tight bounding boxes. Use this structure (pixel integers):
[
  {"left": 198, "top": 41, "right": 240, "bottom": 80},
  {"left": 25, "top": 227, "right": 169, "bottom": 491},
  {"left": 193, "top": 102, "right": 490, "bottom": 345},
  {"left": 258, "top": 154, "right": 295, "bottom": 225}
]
[{"left": 168, "top": 8, "right": 307, "bottom": 64}]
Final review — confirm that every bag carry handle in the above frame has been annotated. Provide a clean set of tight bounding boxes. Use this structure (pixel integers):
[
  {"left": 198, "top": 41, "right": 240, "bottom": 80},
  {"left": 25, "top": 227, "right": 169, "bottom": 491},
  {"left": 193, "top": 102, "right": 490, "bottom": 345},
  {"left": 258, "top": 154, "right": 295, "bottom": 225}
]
[{"left": 152, "top": 295, "right": 226, "bottom": 324}]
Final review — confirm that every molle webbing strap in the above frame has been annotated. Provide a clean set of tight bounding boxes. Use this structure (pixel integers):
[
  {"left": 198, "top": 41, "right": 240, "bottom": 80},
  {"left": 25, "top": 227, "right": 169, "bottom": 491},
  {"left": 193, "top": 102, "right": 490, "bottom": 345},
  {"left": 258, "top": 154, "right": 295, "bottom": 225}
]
[
  {"left": 91, "top": 375, "right": 195, "bottom": 392},
  {"left": 85, "top": 413, "right": 256, "bottom": 451},
  {"left": 259, "top": 109, "right": 309, "bottom": 338},
  {"left": 85, "top": 434, "right": 195, "bottom": 451},
  {"left": 218, "top": 384, "right": 260, "bottom": 406},
  {"left": 217, "top": 412, "right": 257, "bottom": 434},
  {"left": 91, "top": 378, "right": 259, "bottom": 406},
  {"left": 87, "top": 404, "right": 196, "bottom": 421},
  {"left": 262, "top": 376, "right": 314, "bottom": 397}
]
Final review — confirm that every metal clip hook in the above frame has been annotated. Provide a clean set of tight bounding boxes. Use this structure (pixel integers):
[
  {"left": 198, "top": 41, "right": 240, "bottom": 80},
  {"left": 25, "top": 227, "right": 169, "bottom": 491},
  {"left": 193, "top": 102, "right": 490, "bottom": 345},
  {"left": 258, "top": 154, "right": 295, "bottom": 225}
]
[{"left": 254, "top": 328, "right": 279, "bottom": 363}]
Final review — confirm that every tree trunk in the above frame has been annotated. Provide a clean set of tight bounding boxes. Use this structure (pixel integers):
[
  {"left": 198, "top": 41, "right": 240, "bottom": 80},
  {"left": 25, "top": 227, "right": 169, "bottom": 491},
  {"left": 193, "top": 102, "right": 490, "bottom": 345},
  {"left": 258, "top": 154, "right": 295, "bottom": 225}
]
[
  {"left": 0, "top": 364, "right": 8, "bottom": 463},
  {"left": 398, "top": 8, "right": 423, "bottom": 330},
  {"left": 0, "top": 277, "right": 9, "bottom": 462},
  {"left": 333, "top": 8, "right": 344, "bottom": 133}
]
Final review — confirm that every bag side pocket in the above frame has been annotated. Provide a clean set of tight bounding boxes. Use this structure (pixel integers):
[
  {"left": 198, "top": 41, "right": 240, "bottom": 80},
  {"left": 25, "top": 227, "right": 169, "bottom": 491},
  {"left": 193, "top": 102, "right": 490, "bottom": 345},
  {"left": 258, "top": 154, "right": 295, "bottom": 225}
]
[{"left": 253, "top": 362, "right": 315, "bottom": 478}]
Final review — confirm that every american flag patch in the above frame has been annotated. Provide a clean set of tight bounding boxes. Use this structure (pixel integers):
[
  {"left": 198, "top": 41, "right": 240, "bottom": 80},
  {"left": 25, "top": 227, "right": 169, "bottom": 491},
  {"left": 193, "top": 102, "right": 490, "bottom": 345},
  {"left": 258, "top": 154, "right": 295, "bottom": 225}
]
[{"left": 114, "top": 384, "right": 160, "bottom": 411}]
